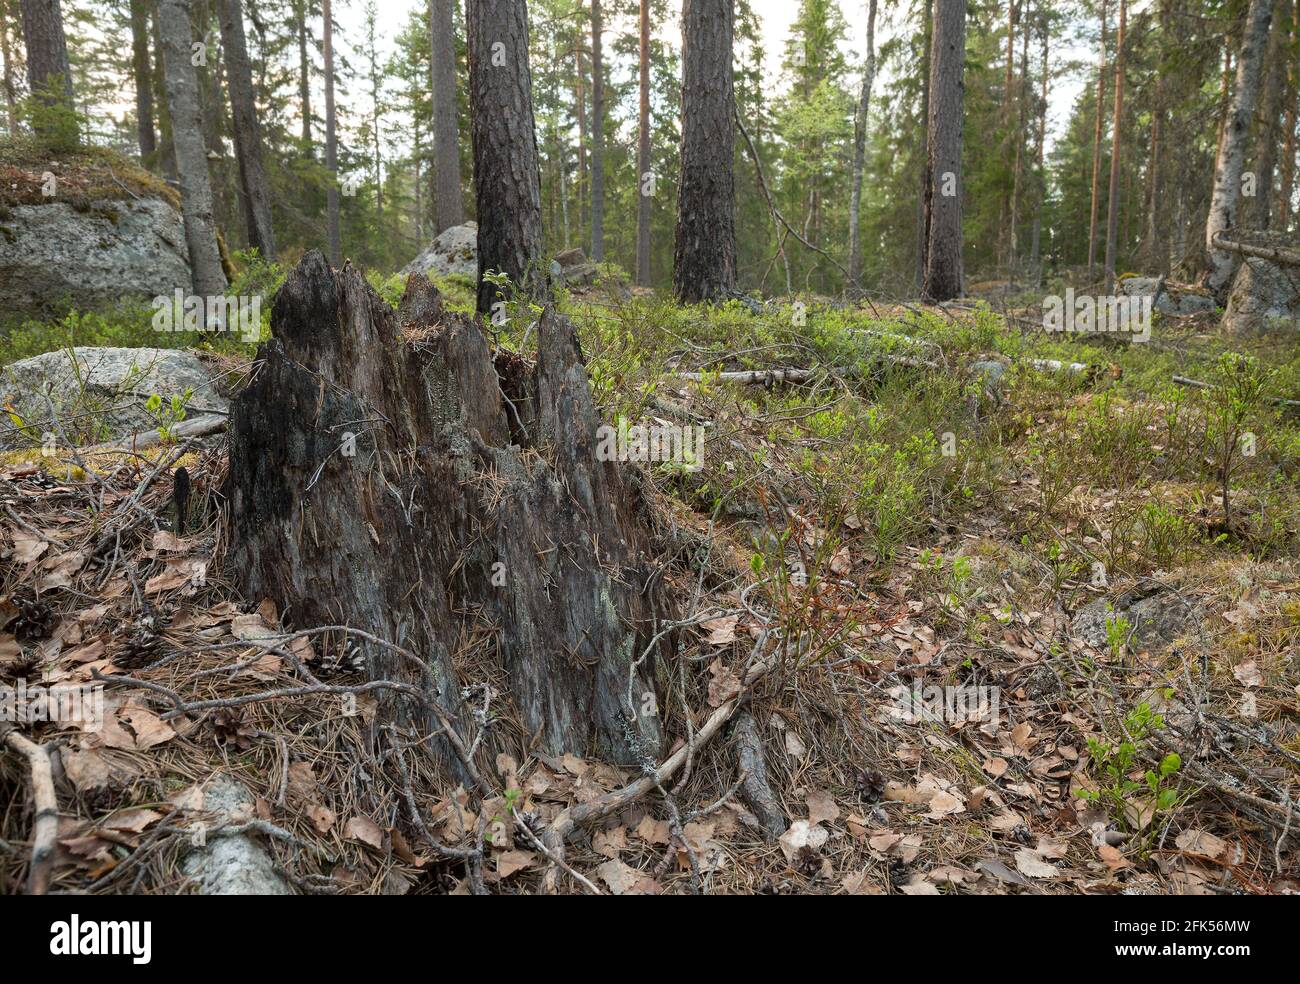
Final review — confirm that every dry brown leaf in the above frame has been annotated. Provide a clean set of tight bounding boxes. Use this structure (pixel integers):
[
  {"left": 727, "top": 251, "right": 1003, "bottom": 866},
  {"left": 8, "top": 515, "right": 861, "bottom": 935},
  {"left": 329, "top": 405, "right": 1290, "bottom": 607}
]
[{"left": 345, "top": 815, "right": 385, "bottom": 849}]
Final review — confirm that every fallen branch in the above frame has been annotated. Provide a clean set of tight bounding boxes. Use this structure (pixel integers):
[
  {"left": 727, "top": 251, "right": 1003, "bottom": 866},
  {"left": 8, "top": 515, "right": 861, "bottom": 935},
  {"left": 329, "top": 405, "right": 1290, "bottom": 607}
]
[
  {"left": 1172, "top": 374, "right": 1300, "bottom": 412},
  {"left": 1210, "top": 232, "right": 1300, "bottom": 267},
  {"left": 2, "top": 730, "right": 59, "bottom": 894},
  {"left": 85, "top": 413, "right": 229, "bottom": 454},
  {"left": 539, "top": 643, "right": 778, "bottom": 893}
]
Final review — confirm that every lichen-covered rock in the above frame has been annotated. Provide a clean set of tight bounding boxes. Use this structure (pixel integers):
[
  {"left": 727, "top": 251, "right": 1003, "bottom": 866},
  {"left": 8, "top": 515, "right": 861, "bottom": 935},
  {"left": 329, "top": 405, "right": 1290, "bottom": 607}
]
[
  {"left": 0, "top": 198, "right": 192, "bottom": 318},
  {"left": 401, "top": 221, "right": 478, "bottom": 279},
  {"left": 1072, "top": 584, "right": 1202, "bottom": 654},
  {"left": 0, "top": 346, "right": 226, "bottom": 449},
  {"left": 1119, "top": 276, "right": 1216, "bottom": 317},
  {"left": 1223, "top": 253, "right": 1300, "bottom": 334}
]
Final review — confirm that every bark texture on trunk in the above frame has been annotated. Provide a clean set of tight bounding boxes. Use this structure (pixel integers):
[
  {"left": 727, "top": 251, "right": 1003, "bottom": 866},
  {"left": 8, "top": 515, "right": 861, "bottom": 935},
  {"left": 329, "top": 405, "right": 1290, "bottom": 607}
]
[
  {"left": 322, "top": 0, "right": 340, "bottom": 266},
  {"left": 1103, "top": 0, "right": 1126, "bottom": 294},
  {"left": 218, "top": 0, "right": 276, "bottom": 261},
  {"left": 673, "top": 0, "right": 737, "bottom": 305},
  {"left": 429, "top": 0, "right": 463, "bottom": 233},
  {"left": 224, "top": 254, "right": 670, "bottom": 765},
  {"left": 590, "top": 0, "right": 606, "bottom": 263},
  {"left": 130, "top": 0, "right": 157, "bottom": 162},
  {"left": 847, "top": 0, "right": 878, "bottom": 290},
  {"left": 1087, "top": 0, "right": 1107, "bottom": 279},
  {"left": 922, "top": 0, "right": 966, "bottom": 302},
  {"left": 19, "top": 0, "right": 72, "bottom": 108},
  {"left": 467, "top": 0, "right": 544, "bottom": 314},
  {"left": 635, "top": 0, "right": 652, "bottom": 287},
  {"left": 1204, "top": 0, "right": 1275, "bottom": 298},
  {"left": 157, "top": 0, "right": 227, "bottom": 299}
]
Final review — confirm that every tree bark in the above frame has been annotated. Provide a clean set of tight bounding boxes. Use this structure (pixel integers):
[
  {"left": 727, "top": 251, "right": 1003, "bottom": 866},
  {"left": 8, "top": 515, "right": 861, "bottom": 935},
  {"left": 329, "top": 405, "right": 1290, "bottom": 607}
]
[
  {"left": 636, "top": 0, "right": 652, "bottom": 286},
  {"left": 1204, "top": 0, "right": 1275, "bottom": 298},
  {"left": 295, "top": 0, "right": 311, "bottom": 152},
  {"left": 589, "top": 0, "right": 606, "bottom": 263},
  {"left": 322, "top": 0, "right": 339, "bottom": 265},
  {"left": 847, "top": 0, "right": 877, "bottom": 291},
  {"left": 429, "top": 0, "right": 463, "bottom": 233},
  {"left": 922, "top": 0, "right": 966, "bottom": 302},
  {"left": 1252, "top": 0, "right": 1288, "bottom": 230},
  {"left": 1279, "top": 1, "right": 1297, "bottom": 232},
  {"left": 915, "top": 0, "right": 931, "bottom": 292},
  {"left": 1103, "top": 0, "right": 1125, "bottom": 294},
  {"left": 1144, "top": 0, "right": 1172, "bottom": 269},
  {"left": 19, "top": 0, "right": 73, "bottom": 117},
  {"left": 130, "top": 0, "right": 157, "bottom": 163},
  {"left": 2, "top": 1, "right": 21, "bottom": 135},
  {"left": 1087, "top": 0, "right": 1106, "bottom": 280},
  {"left": 673, "top": 0, "right": 737, "bottom": 304},
  {"left": 151, "top": 3, "right": 177, "bottom": 179},
  {"left": 218, "top": 0, "right": 275, "bottom": 261},
  {"left": 157, "top": 0, "right": 227, "bottom": 299},
  {"left": 224, "top": 255, "right": 670, "bottom": 767},
  {"left": 467, "top": 0, "right": 544, "bottom": 314}
]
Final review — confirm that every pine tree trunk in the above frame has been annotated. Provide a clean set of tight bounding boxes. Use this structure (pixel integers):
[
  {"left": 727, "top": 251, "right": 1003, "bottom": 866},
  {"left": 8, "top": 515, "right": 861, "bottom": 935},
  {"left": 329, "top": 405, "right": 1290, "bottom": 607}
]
[
  {"left": 157, "top": 0, "right": 227, "bottom": 299},
  {"left": 130, "top": 0, "right": 156, "bottom": 163},
  {"left": 636, "top": 0, "right": 652, "bottom": 287},
  {"left": 1103, "top": 0, "right": 1125, "bottom": 294},
  {"left": 295, "top": 0, "right": 311, "bottom": 152},
  {"left": 218, "top": 0, "right": 276, "bottom": 261},
  {"left": 1144, "top": 0, "right": 1172, "bottom": 269},
  {"left": 19, "top": 0, "right": 73, "bottom": 118},
  {"left": 1252, "top": 0, "right": 1288, "bottom": 230},
  {"left": 915, "top": 0, "right": 931, "bottom": 292},
  {"left": 223, "top": 255, "right": 671, "bottom": 766},
  {"left": 1087, "top": 0, "right": 1106, "bottom": 280},
  {"left": 429, "top": 0, "right": 463, "bottom": 233},
  {"left": 673, "top": 0, "right": 737, "bottom": 305},
  {"left": 1204, "top": 0, "right": 1275, "bottom": 298},
  {"left": 847, "top": 0, "right": 877, "bottom": 291},
  {"left": 922, "top": 0, "right": 966, "bottom": 302},
  {"left": 1029, "top": 7, "right": 1048, "bottom": 283},
  {"left": 322, "top": 0, "right": 340, "bottom": 266},
  {"left": 590, "top": 0, "right": 606, "bottom": 263},
  {"left": 466, "top": 0, "right": 544, "bottom": 315},
  {"left": 574, "top": 42, "right": 588, "bottom": 236},
  {"left": 151, "top": 4, "right": 177, "bottom": 180}
]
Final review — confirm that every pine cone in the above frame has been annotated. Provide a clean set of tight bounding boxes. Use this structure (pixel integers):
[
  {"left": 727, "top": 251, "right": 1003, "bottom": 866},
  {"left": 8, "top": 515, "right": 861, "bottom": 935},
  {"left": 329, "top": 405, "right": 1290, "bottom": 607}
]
[
  {"left": 855, "top": 768, "right": 887, "bottom": 804},
  {"left": 209, "top": 708, "right": 255, "bottom": 749},
  {"left": 8, "top": 597, "right": 54, "bottom": 642},
  {"left": 116, "top": 629, "right": 162, "bottom": 670},
  {"left": 794, "top": 845, "right": 822, "bottom": 879},
  {"left": 316, "top": 642, "right": 365, "bottom": 678},
  {"left": 0, "top": 649, "right": 42, "bottom": 684}
]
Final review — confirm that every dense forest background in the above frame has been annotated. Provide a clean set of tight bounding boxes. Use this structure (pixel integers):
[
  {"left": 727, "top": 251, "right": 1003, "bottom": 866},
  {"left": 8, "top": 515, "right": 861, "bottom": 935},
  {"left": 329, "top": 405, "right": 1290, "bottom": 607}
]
[{"left": 3, "top": 0, "right": 1294, "bottom": 296}]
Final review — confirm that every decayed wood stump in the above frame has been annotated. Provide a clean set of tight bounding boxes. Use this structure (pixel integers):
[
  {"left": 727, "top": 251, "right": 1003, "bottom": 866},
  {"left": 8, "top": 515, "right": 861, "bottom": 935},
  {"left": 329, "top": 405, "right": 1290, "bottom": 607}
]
[{"left": 223, "top": 252, "right": 670, "bottom": 764}]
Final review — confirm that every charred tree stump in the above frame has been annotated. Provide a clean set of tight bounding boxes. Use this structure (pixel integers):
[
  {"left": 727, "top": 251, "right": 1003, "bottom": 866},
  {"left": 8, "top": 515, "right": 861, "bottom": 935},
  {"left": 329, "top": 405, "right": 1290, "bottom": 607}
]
[{"left": 224, "top": 252, "right": 670, "bottom": 765}]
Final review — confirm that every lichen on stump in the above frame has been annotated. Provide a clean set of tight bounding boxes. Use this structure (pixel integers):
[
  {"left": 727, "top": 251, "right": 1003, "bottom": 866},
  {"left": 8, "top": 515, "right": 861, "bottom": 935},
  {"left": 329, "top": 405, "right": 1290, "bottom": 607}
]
[{"left": 223, "top": 251, "right": 669, "bottom": 766}]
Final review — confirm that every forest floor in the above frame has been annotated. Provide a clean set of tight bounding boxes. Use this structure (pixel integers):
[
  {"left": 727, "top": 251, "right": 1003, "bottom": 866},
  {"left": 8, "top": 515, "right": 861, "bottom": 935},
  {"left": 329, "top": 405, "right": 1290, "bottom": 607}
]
[{"left": 2, "top": 271, "right": 1299, "bottom": 895}]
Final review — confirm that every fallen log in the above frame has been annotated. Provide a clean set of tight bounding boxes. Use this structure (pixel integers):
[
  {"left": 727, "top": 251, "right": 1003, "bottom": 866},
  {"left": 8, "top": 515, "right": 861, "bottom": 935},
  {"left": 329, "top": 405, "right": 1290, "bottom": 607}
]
[
  {"left": 84, "top": 412, "right": 229, "bottom": 454},
  {"left": 1211, "top": 232, "right": 1300, "bottom": 268},
  {"left": 669, "top": 356, "right": 1095, "bottom": 387}
]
